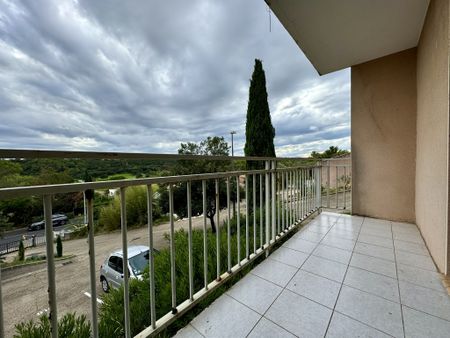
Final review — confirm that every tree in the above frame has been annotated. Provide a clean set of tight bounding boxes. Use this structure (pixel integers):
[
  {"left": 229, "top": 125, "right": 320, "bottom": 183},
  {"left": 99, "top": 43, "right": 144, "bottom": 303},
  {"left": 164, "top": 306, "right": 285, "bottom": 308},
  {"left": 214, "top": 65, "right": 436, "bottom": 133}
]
[
  {"left": 310, "top": 146, "right": 350, "bottom": 159},
  {"left": 244, "top": 59, "right": 276, "bottom": 168},
  {"left": 56, "top": 235, "right": 63, "bottom": 258},
  {"left": 18, "top": 239, "right": 25, "bottom": 261},
  {"left": 160, "top": 137, "right": 235, "bottom": 233}
]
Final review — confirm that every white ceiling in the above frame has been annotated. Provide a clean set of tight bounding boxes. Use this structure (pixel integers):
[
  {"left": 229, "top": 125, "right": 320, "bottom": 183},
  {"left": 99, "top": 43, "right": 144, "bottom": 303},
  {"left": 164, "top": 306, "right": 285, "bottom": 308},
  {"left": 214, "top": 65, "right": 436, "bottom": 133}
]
[{"left": 266, "top": 0, "right": 430, "bottom": 75}]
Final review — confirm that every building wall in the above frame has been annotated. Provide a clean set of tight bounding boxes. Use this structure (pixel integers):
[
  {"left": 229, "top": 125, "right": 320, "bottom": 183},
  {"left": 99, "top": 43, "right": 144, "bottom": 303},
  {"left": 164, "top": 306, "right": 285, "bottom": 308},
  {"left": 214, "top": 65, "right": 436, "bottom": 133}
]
[
  {"left": 351, "top": 48, "right": 417, "bottom": 222},
  {"left": 416, "top": 0, "right": 450, "bottom": 274}
]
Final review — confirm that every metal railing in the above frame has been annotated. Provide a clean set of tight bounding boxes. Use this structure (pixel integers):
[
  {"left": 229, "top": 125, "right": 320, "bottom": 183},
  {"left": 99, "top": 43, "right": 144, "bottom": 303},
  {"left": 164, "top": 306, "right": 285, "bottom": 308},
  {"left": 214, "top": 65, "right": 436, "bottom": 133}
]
[
  {"left": 0, "top": 149, "right": 329, "bottom": 338},
  {"left": 321, "top": 158, "right": 352, "bottom": 210},
  {"left": 0, "top": 235, "right": 46, "bottom": 255}
]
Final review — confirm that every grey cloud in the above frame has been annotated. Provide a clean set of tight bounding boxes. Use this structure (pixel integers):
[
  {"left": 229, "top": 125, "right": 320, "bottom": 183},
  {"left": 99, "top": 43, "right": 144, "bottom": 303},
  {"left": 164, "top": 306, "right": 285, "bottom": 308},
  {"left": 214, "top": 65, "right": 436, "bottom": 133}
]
[{"left": 0, "top": 0, "right": 349, "bottom": 156}]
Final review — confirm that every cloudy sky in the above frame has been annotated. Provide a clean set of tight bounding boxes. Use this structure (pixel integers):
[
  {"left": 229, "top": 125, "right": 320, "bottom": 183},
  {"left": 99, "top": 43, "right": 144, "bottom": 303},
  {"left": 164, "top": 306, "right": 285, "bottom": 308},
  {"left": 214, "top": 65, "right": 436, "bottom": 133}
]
[{"left": 0, "top": 0, "right": 350, "bottom": 157}]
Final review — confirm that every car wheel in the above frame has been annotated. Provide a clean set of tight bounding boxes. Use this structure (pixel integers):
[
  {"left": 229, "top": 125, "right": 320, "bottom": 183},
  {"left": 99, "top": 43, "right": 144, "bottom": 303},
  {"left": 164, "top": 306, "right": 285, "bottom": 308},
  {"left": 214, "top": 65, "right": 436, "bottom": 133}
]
[{"left": 101, "top": 277, "right": 109, "bottom": 292}]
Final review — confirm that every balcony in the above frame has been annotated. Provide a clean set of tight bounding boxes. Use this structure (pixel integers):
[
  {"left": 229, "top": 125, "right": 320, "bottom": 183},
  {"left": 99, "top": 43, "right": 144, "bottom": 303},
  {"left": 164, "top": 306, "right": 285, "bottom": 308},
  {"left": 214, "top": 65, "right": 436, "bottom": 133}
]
[
  {"left": 1, "top": 150, "right": 448, "bottom": 338},
  {"left": 175, "top": 212, "right": 450, "bottom": 337}
]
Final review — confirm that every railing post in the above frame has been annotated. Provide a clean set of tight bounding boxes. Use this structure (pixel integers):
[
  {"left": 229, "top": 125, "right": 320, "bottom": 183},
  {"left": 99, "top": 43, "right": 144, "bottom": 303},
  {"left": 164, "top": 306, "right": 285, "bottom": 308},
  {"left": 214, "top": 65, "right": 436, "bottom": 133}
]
[
  {"left": 327, "top": 163, "right": 330, "bottom": 208},
  {"left": 0, "top": 250, "right": 3, "bottom": 338},
  {"left": 215, "top": 179, "right": 221, "bottom": 280},
  {"left": 315, "top": 166, "right": 321, "bottom": 211},
  {"left": 202, "top": 180, "right": 208, "bottom": 290},
  {"left": 43, "top": 194, "right": 58, "bottom": 338},
  {"left": 252, "top": 174, "right": 256, "bottom": 253},
  {"left": 265, "top": 161, "right": 270, "bottom": 247},
  {"left": 236, "top": 176, "right": 241, "bottom": 265},
  {"left": 147, "top": 185, "right": 156, "bottom": 329},
  {"left": 245, "top": 175, "right": 249, "bottom": 258},
  {"left": 187, "top": 181, "right": 194, "bottom": 299},
  {"left": 259, "top": 174, "right": 263, "bottom": 249},
  {"left": 168, "top": 184, "right": 177, "bottom": 314},
  {"left": 86, "top": 188, "right": 98, "bottom": 338},
  {"left": 271, "top": 161, "right": 276, "bottom": 242},
  {"left": 335, "top": 166, "right": 339, "bottom": 209},
  {"left": 227, "top": 178, "right": 231, "bottom": 273},
  {"left": 120, "top": 188, "right": 131, "bottom": 338},
  {"left": 281, "top": 171, "right": 285, "bottom": 230},
  {"left": 343, "top": 166, "right": 347, "bottom": 209}
]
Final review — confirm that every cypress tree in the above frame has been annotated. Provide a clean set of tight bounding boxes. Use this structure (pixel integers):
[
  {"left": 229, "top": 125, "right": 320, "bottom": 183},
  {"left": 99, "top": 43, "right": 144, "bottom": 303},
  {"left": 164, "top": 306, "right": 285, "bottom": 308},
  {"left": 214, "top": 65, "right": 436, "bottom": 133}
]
[
  {"left": 56, "top": 235, "right": 63, "bottom": 258},
  {"left": 244, "top": 59, "right": 276, "bottom": 168},
  {"left": 18, "top": 239, "right": 25, "bottom": 261}
]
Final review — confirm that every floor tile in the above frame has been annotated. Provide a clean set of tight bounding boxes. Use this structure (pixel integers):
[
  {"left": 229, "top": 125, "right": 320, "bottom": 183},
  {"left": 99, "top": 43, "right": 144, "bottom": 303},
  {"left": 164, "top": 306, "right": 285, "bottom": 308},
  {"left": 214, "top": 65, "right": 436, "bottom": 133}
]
[
  {"left": 353, "top": 242, "right": 395, "bottom": 262},
  {"left": 282, "top": 237, "right": 317, "bottom": 254},
  {"left": 295, "top": 230, "right": 326, "bottom": 243},
  {"left": 397, "top": 264, "right": 445, "bottom": 292},
  {"left": 326, "top": 228, "right": 359, "bottom": 240},
  {"left": 251, "top": 258, "right": 297, "bottom": 287},
  {"left": 350, "top": 253, "right": 397, "bottom": 278},
  {"left": 358, "top": 234, "right": 393, "bottom": 248},
  {"left": 403, "top": 305, "right": 450, "bottom": 338},
  {"left": 393, "top": 232, "right": 425, "bottom": 245},
  {"left": 326, "top": 312, "right": 391, "bottom": 338},
  {"left": 247, "top": 317, "right": 296, "bottom": 338},
  {"left": 395, "top": 250, "right": 436, "bottom": 271},
  {"left": 269, "top": 247, "right": 309, "bottom": 268},
  {"left": 305, "top": 225, "right": 331, "bottom": 235},
  {"left": 301, "top": 255, "right": 348, "bottom": 283},
  {"left": 287, "top": 270, "right": 341, "bottom": 308},
  {"left": 265, "top": 289, "right": 332, "bottom": 338},
  {"left": 399, "top": 281, "right": 450, "bottom": 321},
  {"left": 190, "top": 295, "right": 260, "bottom": 338},
  {"left": 394, "top": 240, "right": 429, "bottom": 256},
  {"left": 174, "top": 324, "right": 204, "bottom": 338},
  {"left": 227, "top": 274, "right": 282, "bottom": 315},
  {"left": 344, "top": 266, "right": 399, "bottom": 302},
  {"left": 321, "top": 235, "right": 356, "bottom": 251},
  {"left": 335, "top": 286, "right": 404, "bottom": 337},
  {"left": 359, "top": 227, "right": 392, "bottom": 239},
  {"left": 313, "top": 244, "right": 352, "bottom": 265}
]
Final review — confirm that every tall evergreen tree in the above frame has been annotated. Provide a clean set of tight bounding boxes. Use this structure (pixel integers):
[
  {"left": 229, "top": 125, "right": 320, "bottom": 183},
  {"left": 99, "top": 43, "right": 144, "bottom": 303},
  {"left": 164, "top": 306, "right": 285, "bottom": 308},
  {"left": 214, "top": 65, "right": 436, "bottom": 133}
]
[{"left": 244, "top": 59, "right": 276, "bottom": 169}]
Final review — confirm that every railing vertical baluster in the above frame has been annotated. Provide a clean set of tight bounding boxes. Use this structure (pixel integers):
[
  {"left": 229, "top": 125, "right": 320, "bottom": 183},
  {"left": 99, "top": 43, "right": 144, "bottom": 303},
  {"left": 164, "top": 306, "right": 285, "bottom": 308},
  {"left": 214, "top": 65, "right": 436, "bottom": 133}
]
[
  {"left": 313, "top": 168, "right": 316, "bottom": 210},
  {"left": 120, "top": 188, "right": 131, "bottom": 337},
  {"left": 168, "top": 184, "right": 177, "bottom": 313},
  {"left": 86, "top": 189, "right": 98, "bottom": 338},
  {"left": 147, "top": 185, "right": 156, "bottom": 329},
  {"left": 316, "top": 167, "right": 322, "bottom": 210},
  {"left": 282, "top": 171, "right": 285, "bottom": 229},
  {"left": 287, "top": 171, "right": 290, "bottom": 225},
  {"left": 245, "top": 175, "right": 249, "bottom": 258},
  {"left": 187, "top": 181, "right": 194, "bottom": 300},
  {"left": 277, "top": 172, "right": 280, "bottom": 234},
  {"left": 303, "top": 169, "right": 307, "bottom": 216},
  {"left": 253, "top": 174, "right": 256, "bottom": 253},
  {"left": 343, "top": 166, "right": 347, "bottom": 209},
  {"left": 259, "top": 174, "right": 263, "bottom": 248},
  {"left": 236, "top": 176, "right": 241, "bottom": 265},
  {"left": 290, "top": 171, "right": 293, "bottom": 225},
  {"left": 265, "top": 161, "right": 270, "bottom": 246},
  {"left": 227, "top": 178, "right": 231, "bottom": 273},
  {"left": 215, "top": 179, "right": 221, "bottom": 280},
  {"left": 296, "top": 169, "right": 299, "bottom": 222},
  {"left": 271, "top": 161, "right": 276, "bottom": 241},
  {"left": 202, "top": 180, "right": 208, "bottom": 290},
  {"left": 43, "top": 195, "right": 58, "bottom": 338},
  {"left": 300, "top": 169, "right": 303, "bottom": 219},
  {"left": 335, "top": 166, "right": 339, "bottom": 209},
  {"left": 327, "top": 164, "right": 330, "bottom": 208},
  {"left": 0, "top": 253, "right": 3, "bottom": 338}
]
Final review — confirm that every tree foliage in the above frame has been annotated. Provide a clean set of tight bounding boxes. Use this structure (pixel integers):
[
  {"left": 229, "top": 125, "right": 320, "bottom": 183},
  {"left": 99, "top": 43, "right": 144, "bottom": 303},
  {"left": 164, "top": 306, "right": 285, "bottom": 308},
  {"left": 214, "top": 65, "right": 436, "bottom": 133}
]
[
  {"left": 244, "top": 59, "right": 276, "bottom": 169},
  {"left": 56, "top": 235, "right": 63, "bottom": 258},
  {"left": 160, "top": 136, "right": 235, "bottom": 232},
  {"left": 310, "top": 146, "right": 350, "bottom": 159}
]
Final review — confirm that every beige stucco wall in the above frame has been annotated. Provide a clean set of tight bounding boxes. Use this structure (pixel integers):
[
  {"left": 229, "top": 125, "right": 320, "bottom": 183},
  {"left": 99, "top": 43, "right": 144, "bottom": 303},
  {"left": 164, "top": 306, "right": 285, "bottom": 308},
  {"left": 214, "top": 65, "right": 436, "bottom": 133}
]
[
  {"left": 351, "top": 49, "right": 417, "bottom": 223},
  {"left": 416, "top": 0, "right": 450, "bottom": 274}
]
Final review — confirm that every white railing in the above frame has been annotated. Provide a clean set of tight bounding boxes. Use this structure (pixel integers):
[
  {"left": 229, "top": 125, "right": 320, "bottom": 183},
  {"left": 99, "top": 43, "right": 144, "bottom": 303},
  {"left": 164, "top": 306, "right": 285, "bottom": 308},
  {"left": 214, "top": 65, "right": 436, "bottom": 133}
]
[
  {"left": 321, "top": 158, "right": 352, "bottom": 210},
  {"left": 0, "top": 150, "right": 326, "bottom": 338}
]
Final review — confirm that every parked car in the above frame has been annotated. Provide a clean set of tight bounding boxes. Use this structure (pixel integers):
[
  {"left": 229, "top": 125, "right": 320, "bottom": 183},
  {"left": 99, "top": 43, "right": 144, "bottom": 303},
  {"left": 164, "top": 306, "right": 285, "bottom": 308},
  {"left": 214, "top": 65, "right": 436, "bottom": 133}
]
[
  {"left": 28, "top": 213, "right": 68, "bottom": 231},
  {"left": 100, "top": 245, "right": 156, "bottom": 292}
]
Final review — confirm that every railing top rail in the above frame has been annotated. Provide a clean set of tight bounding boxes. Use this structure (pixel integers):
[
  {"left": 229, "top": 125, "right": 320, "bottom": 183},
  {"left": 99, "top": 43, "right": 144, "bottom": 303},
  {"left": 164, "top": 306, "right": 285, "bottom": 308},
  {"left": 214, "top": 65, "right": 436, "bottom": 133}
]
[
  {"left": 0, "top": 165, "right": 319, "bottom": 200},
  {"left": 0, "top": 149, "right": 310, "bottom": 162}
]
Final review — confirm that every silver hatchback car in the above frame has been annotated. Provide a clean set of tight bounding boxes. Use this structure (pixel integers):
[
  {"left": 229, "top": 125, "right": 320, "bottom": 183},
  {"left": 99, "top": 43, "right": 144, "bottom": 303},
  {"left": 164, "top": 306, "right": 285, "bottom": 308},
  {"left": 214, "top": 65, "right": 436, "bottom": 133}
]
[{"left": 100, "top": 245, "right": 150, "bottom": 292}]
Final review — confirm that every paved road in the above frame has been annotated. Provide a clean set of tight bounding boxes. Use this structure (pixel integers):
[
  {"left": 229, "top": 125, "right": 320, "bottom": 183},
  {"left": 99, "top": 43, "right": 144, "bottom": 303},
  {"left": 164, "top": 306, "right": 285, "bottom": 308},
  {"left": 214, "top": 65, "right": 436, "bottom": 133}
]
[
  {"left": 0, "top": 224, "right": 71, "bottom": 246},
  {"left": 1, "top": 211, "right": 227, "bottom": 337}
]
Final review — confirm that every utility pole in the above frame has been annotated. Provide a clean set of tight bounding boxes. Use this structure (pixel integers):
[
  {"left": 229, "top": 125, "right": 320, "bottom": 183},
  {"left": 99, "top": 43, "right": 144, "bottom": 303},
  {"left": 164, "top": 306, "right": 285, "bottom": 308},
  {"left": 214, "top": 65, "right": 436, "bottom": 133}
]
[{"left": 230, "top": 131, "right": 236, "bottom": 156}]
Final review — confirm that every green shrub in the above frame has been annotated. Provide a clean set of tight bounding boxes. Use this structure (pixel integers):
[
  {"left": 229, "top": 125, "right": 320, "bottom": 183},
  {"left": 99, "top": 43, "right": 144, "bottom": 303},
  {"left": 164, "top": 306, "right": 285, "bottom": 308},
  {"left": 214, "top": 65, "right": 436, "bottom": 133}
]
[
  {"left": 18, "top": 239, "right": 25, "bottom": 261},
  {"left": 98, "top": 212, "right": 265, "bottom": 336},
  {"left": 56, "top": 235, "right": 63, "bottom": 258},
  {"left": 98, "top": 186, "right": 161, "bottom": 231},
  {"left": 14, "top": 312, "right": 90, "bottom": 338}
]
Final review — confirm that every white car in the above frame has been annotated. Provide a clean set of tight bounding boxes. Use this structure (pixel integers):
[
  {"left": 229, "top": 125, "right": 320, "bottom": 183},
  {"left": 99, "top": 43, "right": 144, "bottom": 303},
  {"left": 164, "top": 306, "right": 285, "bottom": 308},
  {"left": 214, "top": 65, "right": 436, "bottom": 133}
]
[{"left": 99, "top": 245, "right": 151, "bottom": 292}]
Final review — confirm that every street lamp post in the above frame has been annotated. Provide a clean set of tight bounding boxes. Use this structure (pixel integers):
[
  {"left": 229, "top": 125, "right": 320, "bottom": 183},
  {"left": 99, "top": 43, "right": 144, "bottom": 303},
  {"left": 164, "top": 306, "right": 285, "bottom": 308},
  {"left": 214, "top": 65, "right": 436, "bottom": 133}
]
[{"left": 230, "top": 131, "right": 236, "bottom": 156}]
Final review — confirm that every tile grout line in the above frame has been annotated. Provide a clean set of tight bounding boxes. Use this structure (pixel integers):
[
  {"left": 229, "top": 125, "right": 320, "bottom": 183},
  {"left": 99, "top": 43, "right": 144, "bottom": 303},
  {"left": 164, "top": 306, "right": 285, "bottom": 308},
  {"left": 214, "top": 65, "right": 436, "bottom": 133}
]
[
  {"left": 392, "top": 220, "right": 407, "bottom": 338},
  {"left": 323, "top": 215, "right": 366, "bottom": 337},
  {"left": 247, "top": 213, "right": 341, "bottom": 337}
]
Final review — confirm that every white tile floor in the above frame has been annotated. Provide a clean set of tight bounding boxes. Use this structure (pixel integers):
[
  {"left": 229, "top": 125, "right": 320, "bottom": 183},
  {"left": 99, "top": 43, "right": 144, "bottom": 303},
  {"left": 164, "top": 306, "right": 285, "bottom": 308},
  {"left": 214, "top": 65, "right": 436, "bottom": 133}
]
[{"left": 175, "top": 212, "right": 450, "bottom": 338}]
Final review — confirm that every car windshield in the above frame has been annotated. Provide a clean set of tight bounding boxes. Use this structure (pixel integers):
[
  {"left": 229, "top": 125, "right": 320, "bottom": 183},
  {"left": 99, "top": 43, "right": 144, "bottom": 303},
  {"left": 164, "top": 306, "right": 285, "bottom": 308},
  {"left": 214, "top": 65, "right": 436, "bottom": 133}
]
[{"left": 128, "top": 250, "right": 149, "bottom": 276}]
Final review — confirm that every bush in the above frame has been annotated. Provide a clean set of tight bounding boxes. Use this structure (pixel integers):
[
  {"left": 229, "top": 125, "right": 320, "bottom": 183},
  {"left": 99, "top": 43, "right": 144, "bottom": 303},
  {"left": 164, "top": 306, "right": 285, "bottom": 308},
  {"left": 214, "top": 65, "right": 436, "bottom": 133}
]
[
  {"left": 18, "top": 239, "right": 25, "bottom": 261},
  {"left": 14, "top": 312, "right": 91, "bottom": 338},
  {"left": 98, "top": 186, "right": 161, "bottom": 231},
  {"left": 56, "top": 235, "right": 63, "bottom": 258},
  {"left": 98, "top": 212, "right": 265, "bottom": 336}
]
